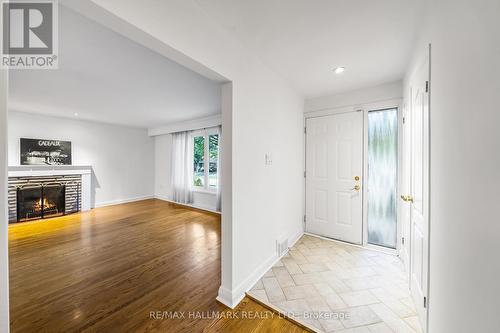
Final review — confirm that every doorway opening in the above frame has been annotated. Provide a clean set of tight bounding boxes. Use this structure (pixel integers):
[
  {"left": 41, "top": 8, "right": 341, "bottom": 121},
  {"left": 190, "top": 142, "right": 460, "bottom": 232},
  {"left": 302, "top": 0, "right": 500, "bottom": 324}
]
[{"left": 304, "top": 106, "right": 400, "bottom": 248}]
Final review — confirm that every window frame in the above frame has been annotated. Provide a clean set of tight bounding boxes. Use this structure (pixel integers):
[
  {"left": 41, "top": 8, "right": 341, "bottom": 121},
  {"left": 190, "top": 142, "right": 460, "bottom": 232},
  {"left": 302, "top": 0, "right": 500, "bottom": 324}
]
[{"left": 190, "top": 128, "right": 219, "bottom": 193}]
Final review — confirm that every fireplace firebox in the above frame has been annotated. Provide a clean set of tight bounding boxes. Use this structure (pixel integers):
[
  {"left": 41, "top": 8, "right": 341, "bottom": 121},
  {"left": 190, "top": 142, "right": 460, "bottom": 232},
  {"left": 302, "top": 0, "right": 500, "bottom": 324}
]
[{"left": 17, "top": 184, "right": 66, "bottom": 222}]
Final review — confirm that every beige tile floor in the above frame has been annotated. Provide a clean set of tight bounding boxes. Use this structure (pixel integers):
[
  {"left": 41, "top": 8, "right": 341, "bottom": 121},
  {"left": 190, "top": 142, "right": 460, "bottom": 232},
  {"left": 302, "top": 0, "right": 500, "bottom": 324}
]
[{"left": 248, "top": 235, "right": 423, "bottom": 333}]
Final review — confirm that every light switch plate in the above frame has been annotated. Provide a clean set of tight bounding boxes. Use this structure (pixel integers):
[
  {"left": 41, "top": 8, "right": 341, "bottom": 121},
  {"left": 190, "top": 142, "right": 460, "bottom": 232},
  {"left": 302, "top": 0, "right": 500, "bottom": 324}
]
[{"left": 265, "top": 153, "right": 273, "bottom": 165}]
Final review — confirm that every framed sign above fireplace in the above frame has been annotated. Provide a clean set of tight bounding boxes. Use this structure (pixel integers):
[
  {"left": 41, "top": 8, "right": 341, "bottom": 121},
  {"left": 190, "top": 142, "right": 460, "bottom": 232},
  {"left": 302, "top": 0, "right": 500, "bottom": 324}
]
[{"left": 20, "top": 138, "right": 72, "bottom": 166}]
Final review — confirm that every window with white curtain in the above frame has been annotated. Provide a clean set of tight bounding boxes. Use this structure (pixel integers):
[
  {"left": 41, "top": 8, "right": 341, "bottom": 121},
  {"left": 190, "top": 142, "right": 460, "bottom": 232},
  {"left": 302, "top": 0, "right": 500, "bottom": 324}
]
[{"left": 191, "top": 128, "right": 219, "bottom": 191}]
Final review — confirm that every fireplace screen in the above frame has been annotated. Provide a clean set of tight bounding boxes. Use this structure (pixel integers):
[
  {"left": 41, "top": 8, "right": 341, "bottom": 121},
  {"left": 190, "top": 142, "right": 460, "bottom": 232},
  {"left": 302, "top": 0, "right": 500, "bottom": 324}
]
[{"left": 17, "top": 184, "right": 66, "bottom": 222}]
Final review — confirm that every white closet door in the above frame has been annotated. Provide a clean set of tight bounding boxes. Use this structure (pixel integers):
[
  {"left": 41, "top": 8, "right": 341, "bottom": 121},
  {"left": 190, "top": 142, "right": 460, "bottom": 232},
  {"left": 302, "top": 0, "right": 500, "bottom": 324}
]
[{"left": 409, "top": 55, "right": 430, "bottom": 329}]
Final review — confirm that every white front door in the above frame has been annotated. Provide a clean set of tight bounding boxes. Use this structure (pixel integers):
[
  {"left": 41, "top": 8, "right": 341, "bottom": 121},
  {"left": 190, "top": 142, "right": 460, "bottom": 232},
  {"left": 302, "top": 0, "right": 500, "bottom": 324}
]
[
  {"left": 305, "top": 112, "right": 363, "bottom": 244},
  {"left": 408, "top": 55, "right": 430, "bottom": 329}
]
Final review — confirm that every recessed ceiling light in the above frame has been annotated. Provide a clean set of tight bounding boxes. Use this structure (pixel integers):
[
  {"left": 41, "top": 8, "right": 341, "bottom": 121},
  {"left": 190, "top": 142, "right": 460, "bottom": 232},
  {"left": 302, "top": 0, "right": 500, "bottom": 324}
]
[
  {"left": 334, "top": 67, "right": 345, "bottom": 74},
  {"left": 74, "top": 113, "right": 79, "bottom": 116}
]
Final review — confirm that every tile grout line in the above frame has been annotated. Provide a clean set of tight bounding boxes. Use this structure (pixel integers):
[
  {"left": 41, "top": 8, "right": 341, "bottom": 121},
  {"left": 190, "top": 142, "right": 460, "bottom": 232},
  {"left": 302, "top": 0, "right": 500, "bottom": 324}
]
[
  {"left": 248, "top": 235, "right": 421, "bottom": 333},
  {"left": 246, "top": 292, "right": 322, "bottom": 333}
]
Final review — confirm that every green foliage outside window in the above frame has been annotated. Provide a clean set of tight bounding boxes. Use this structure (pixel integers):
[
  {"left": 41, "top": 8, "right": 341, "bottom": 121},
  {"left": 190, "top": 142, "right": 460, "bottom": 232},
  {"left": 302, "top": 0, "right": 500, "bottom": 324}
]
[
  {"left": 193, "top": 136, "right": 205, "bottom": 186},
  {"left": 193, "top": 136, "right": 205, "bottom": 168},
  {"left": 193, "top": 134, "right": 219, "bottom": 188}
]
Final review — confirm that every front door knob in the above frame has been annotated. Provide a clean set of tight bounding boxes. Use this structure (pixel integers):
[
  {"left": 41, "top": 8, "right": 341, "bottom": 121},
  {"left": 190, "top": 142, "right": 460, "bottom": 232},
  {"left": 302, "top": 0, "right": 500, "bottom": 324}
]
[{"left": 401, "top": 195, "right": 414, "bottom": 202}]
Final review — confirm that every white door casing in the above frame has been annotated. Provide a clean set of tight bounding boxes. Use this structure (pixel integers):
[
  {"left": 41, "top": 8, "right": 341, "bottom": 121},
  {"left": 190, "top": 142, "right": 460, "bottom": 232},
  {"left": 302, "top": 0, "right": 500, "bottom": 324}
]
[
  {"left": 408, "top": 55, "right": 430, "bottom": 330},
  {"left": 305, "top": 111, "right": 363, "bottom": 244}
]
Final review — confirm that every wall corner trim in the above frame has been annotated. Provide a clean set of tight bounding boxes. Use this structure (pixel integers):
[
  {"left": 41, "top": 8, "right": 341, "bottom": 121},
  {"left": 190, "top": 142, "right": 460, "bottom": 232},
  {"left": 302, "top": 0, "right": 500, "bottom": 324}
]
[
  {"left": 218, "top": 229, "right": 304, "bottom": 309},
  {"left": 216, "top": 286, "right": 245, "bottom": 309}
]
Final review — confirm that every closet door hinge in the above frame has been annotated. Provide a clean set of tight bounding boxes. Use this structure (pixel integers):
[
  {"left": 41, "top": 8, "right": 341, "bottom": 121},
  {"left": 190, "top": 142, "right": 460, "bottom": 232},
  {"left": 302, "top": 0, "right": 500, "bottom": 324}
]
[
  {"left": 303, "top": 215, "right": 306, "bottom": 223},
  {"left": 304, "top": 126, "right": 307, "bottom": 134},
  {"left": 424, "top": 296, "right": 427, "bottom": 308},
  {"left": 425, "top": 81, "right": 429, "bottom": 93},
  {"left": 402, "top": 237, "right": 405, "bottom": 245}
]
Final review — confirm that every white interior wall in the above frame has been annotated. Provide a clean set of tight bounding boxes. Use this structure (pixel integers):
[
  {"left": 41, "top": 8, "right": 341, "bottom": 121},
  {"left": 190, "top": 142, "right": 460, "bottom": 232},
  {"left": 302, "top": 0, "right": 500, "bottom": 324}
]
[
  {"left": 406, "top": 0, "right": 500, "bottom": 332},
  {"left": 78, "top": 0, "right": 305, "bottom": 307},
  {"left": 305, "top": 80, "right": 403, "bottom": 112},
  {"left": 154, "top": 134, "right": 173, "bottom": 202},
  {"left": 8, "top": 111, "right": 155, "bottom": 207},
  {"left": 0, "top": 69, "right": 9, "bottom": 332},
  {"left": 154, "top": 133, "right": 217, "bottom": 212}
]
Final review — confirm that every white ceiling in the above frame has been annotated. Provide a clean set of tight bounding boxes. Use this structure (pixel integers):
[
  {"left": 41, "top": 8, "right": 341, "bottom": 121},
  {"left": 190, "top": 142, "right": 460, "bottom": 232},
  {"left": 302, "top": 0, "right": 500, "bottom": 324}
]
[
  {"left": 9, "top": 5, "right": 222, "bottom": 129},
  {"left": 195, "top": 0, "right": 423, "bottom": 98}
]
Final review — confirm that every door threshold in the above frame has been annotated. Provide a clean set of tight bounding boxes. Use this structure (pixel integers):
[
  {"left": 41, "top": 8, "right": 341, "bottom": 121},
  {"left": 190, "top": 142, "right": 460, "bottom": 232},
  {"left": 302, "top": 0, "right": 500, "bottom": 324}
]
[
  {"left": 304, "top": 232, "right": 399, "bottom": 257},
  {"left": 363, "top": 242, "right": 398, "bottom": 256}
]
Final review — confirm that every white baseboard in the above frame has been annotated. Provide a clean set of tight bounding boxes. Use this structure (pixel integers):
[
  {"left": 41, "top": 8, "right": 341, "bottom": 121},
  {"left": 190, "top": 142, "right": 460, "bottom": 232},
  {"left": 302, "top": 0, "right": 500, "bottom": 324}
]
[
  {"left": 94, "top": 195, "right": 154, "bottom": 208},
  {"left": 216, "top": 286, "right": 246, "bottom": 309},
  {"left": 154, "top": 194, "right": 170, "bottom": 202},
  {"left": 218, "top": 228, "right": 304, "bottom": 309},
  {"left": 154, "top": 195, "right": 221, "bottom": 215},
  {"left": 289, "top": 228, "right": 304, "bottom": 249}
]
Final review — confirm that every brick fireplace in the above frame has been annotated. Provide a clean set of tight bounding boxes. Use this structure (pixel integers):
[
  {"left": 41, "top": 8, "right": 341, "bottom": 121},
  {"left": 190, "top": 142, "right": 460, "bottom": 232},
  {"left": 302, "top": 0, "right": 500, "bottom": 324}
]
[
  {"left": 16, "top": 183, "right": 67, "bottom": 222},
  {"left": 8, "top": 166, "right": 92, "bottom": 224}
]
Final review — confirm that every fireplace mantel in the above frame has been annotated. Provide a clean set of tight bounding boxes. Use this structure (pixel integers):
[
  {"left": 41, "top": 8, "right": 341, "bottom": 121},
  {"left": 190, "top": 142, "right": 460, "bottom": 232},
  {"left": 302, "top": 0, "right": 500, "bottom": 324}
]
[
  {"left": 8, "top": 165, "right": 92, "bottom": 177},
  {"left": 8, "top": 165, "right": 92, "bottom": 212}
]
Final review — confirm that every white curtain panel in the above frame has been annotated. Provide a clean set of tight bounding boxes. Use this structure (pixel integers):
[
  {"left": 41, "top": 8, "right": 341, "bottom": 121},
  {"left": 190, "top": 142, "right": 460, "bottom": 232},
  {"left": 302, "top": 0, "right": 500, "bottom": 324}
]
[
  {"left": 215, "top": 126, "right": 222, "bottom": 212},
  {"left": 171, "top": 131, "right": 193, "bottom": 204}
]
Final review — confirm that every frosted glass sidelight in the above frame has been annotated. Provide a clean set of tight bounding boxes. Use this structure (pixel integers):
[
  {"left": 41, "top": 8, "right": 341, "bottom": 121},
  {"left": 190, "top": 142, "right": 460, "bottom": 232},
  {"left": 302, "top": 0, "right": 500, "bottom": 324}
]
[{"left": 367, "top": 109, "right": 398, "bottom": 249}]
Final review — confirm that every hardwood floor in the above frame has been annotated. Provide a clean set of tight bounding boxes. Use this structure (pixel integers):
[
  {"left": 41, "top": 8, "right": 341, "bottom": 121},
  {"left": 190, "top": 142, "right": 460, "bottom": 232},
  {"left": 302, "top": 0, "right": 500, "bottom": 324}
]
[
  {"left": 204, "top": 297, "right": 310, "bottom": 333},
  {"left": 9, "top": 199, "right": 304, "bottom": 333}
]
